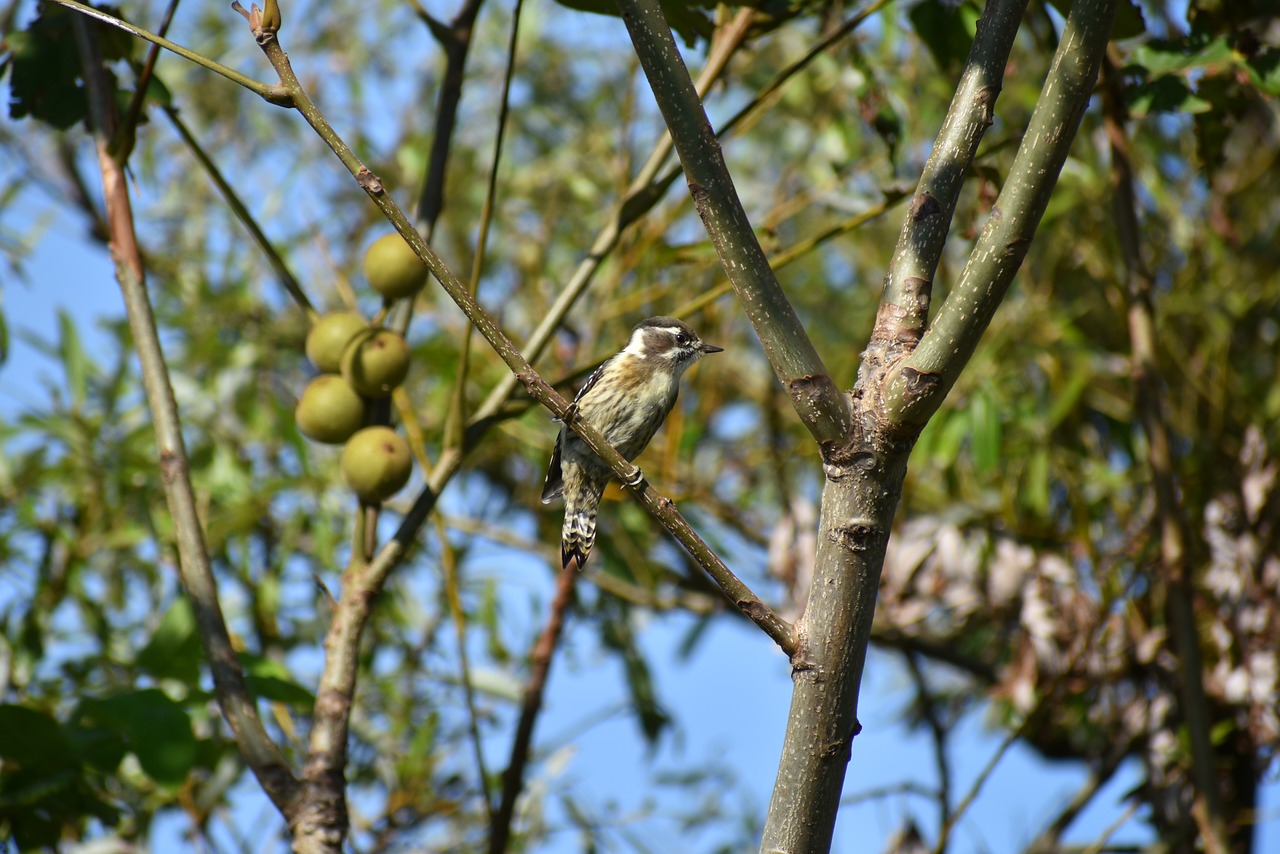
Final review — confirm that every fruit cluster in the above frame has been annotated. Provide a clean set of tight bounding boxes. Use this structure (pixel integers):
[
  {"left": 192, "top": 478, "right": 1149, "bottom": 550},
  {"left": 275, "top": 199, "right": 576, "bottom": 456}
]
[{"left": 294, "top": 232, "right": 430, "bottom": 503}]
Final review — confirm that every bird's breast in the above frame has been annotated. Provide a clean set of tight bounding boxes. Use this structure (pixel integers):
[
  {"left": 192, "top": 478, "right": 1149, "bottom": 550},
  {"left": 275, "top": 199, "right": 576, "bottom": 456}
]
[{"left": 577, "top": 363, "right": 678, "bottom": 460}]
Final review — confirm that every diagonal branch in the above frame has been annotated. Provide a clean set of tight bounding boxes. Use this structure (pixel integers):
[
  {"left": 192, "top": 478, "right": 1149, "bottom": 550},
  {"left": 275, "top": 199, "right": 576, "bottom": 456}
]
[
  {"left": 613, "top": 0, "right": 852, "bottom": 452},
  {"left": 232, "top": 21, "right": 795, "bottom": 654},
  {"left": 161, "top": 105, "right": 316, "bottom": 317},
  {"left": 881, "top": 0, "right": 1119, "bottom": 431},
  {"left": 49, "top": 0, "right": 291, "bottom": 104}
]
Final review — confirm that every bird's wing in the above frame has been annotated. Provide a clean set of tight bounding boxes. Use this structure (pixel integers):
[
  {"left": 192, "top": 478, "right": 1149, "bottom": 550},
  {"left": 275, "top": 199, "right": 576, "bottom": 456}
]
[
  {"left": 542, "top": 356, "right": 616, "bottom": 503},
  {"left": 540, "top": 431, "right": 564, "bottom": 503},
  {"left": 566, "top": 356, "right": 613, "bottom": 410}
]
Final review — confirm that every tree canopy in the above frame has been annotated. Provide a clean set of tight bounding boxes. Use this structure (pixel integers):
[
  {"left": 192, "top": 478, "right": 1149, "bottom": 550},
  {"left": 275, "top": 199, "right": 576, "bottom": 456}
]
[{"left": 1, "top": 0, "right": 1278, "bottom": 851}]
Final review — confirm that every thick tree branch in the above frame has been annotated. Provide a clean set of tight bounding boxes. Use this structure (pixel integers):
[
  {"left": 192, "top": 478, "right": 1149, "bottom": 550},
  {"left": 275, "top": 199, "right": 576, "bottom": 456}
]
[
  {"left": 882, "top": 0, "right": 1119, "bottom": 430},
  {"left": 762, "top": 2, "right": 1118, "bottom": 851},
  {"left": 70, "top": 13, "right": 299, "bottom": 819},
  {"left": 613, "top": 0, "right": 852, "bottom": 451},
  {"left": 866, "top": 0, "right": 1028, "bottom": 377}
]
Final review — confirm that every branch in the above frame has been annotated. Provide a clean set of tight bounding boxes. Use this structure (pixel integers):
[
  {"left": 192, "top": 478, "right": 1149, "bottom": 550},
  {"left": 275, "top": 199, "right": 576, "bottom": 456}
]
[
  {"left": 882, "top": 0, "right": 1119, "bottom": 430},
  {"left": 903, "top": 653, "right": 951, "bottom": 853},
  {"left": 866, "top": 0, "right": 1028, "bottom": 377},
  {"left": 237, "top": 21, "right": 795, "bottom": 654},
  {"left": 69, "top": 12, "right": 298, "bottom": 816},
  {"left": 1099, "top": 52, "right": 1232, "bottom": 854},
  {"left": 161, "top": 106, "right": 317, "bottom": 318},
  {"left": 489, "top": 559, "right": 578, "bottom": 854},
  {"left": 613, "top": 0, "right": 852, "bottom": 451},
  {"left": 1021, "top": 744, "right": 1127, "bottom": 854},
  {"left": 48, "top": 0, "right": 292, "bottom": 104},
  {"left": 412, "top": 0, "right": 487, "bottom": 232}
]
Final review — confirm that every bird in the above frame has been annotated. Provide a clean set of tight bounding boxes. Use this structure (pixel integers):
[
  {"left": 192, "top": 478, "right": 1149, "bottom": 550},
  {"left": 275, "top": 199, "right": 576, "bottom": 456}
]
[{"left": 541, "top": 316, "right": 723, "bottom": 569}]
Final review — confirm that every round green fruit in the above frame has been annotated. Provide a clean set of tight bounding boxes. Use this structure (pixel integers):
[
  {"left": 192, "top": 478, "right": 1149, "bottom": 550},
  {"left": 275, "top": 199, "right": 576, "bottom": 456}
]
[
  {"left": 363, "top": 232, "right": 429, "bottom": 300},
  {"left": 340, "top": 329, "right": 411, "bottom": 397},
  {"left": 295, "top": 375, "right": 366, "bottom": 444},
  {"left": 305, "top": 312, "right": 367, "bottom": 373},
  {"left": 341, "top": 426, "right": 413, "bottom": 503}
]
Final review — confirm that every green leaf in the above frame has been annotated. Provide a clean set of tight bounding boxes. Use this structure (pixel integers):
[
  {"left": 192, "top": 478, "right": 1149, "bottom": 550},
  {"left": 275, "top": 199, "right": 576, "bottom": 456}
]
[
  {"left": 135, "top": 597, "right": 203, "bottom": 684},
  {"left": 244, "top": 675, "right": 316, "bottom": 707},
  {"left": 1128, "top": 75, "right": 1213, "bottom": 116},
  {"left": 1023, "top": 447, "right": 1050, "bottom": 517},
  {"left": 57, "top": 310, "right": 88, "bottom": 409},
  {"left": 1046, "top": 0, "right": 1143, "bottom": 38},
  {"left": 970, "top": 391, "right": 1001, "bottom": 476},
  {"left": 1130, "top": 36, "right": 1233, "bottom": 76},
  {"left": 236, "top": 653, "right": 316, "bottom": 706},
  {"left": 0, "top": 706, "right": 73, "bottom": 771},
  {"left": 909, "top": 0, "right": 978, "bottom": 75},
  {"left": 548, "top": 0, "right": 713, "bottom": 46},
  {"left": 78, "top": 690, "right": 197, "bottom": 787},
  {"left": 1245, "top": 48, "right": 1280, "bottom": 96},
  {"left": 7, "top": 3, "right": 138, "bottom": 129}
]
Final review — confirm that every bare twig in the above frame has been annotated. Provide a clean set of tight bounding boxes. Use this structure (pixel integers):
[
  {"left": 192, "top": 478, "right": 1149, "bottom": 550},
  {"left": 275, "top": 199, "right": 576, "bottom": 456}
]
[
  {"left": 1021, "top": 744, "right": 1127, "bottom": 854},
  {"left": 161, "top": 106, "right": 317, "bottom": 318},
  {"left": 489, "top": 559, "right": 579, "bottom": 854},
  {"left": 412, "top": 0, "right": 487, "bottom": 233},
  {"left": 903, "top": 653, "right": 951, "bottom": 853},
  {"left": 49, "top": 0, "right": 291, "bottom": 104}
]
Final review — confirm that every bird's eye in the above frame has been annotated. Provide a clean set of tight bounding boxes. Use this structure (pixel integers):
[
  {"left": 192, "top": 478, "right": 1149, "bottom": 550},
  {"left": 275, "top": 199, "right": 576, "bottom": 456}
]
[{"left": 676, "top": 333, "right": 689, "bottom": 346}]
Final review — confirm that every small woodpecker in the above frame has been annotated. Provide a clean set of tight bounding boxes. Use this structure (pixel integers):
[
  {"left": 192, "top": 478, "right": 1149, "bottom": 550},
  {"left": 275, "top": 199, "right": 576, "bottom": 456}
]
[{"left": 541, "top": 316, "right": 723, "bottom": 569}]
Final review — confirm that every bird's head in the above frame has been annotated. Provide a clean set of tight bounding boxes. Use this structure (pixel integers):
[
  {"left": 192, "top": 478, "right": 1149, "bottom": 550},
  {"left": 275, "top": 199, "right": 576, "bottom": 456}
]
[{"left": 624, "top": 316, "right": 723, "bottom": 371}]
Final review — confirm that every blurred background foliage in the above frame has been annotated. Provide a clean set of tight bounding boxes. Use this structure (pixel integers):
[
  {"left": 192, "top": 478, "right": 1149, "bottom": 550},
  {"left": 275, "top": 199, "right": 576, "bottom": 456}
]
[{"left": 1, "top": 0, "right": 1278, "bottom": 850}]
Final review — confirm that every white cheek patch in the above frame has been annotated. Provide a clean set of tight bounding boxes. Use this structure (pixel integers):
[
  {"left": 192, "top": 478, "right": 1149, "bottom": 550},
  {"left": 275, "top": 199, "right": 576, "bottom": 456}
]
[{"left": 621, "top": 330, "right": 651, "bottom": 359}]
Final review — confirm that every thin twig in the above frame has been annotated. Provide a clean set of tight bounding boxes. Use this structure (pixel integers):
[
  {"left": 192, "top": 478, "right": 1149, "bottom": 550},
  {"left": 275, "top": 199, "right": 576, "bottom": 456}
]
[
  {"left": 903, "top": 653, "right": 951, "bottom": 854},
  {"left": 445, "top": 0, "right": 525, "bottom": 453},
  {"left": 436, "top": 511, "right": 494, "bottom": 824},
  {"left": 413, "top": 0, "right": 487, "bottom": 232},
  {"left": 489, "top": 559, "right": 578, "bottom": 854},
  {"left": 118, "top": 0, "right": 181, "bottom": 158},
  {"left": 161, "top": 106, "right": 316, "bottom": 317},
  {"left": 1020, "top": 744, "right": 1128, "bottom": 854},
  {"left": 48, "top": 0, "right": 292, "bottom": 104}
]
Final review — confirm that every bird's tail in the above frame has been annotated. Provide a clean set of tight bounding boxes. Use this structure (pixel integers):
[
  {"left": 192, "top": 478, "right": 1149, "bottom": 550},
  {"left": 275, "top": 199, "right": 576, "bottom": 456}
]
[{"left": 561, "top": 483, "right": 605, "bottom": 569}]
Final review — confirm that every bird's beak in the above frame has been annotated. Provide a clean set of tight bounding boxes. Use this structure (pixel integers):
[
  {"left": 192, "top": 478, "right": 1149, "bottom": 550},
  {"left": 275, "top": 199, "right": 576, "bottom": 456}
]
[{"left": 700, "top": 343, "right": 724, "bottom": 354}]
